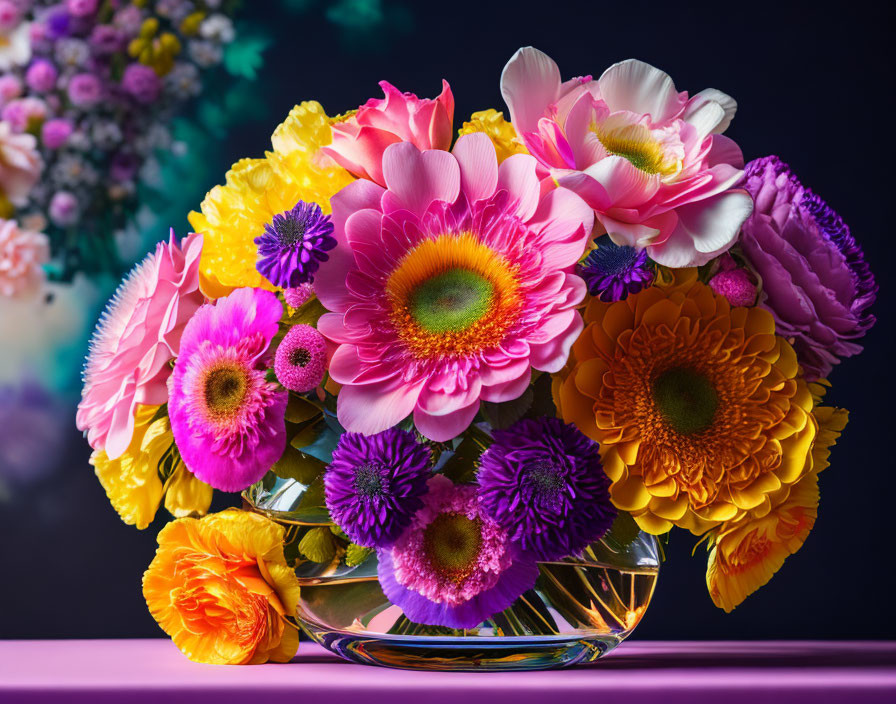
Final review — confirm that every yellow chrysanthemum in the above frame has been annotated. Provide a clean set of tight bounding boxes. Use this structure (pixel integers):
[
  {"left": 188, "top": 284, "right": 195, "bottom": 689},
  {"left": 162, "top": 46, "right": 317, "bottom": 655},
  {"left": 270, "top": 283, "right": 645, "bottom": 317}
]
[
  {"left": 143, "top": 509, "right": 301, "bottom": 665},
  {"left": 188, "top": 101, "right": 354, "bottom": 299},
  {"left": 91, "top": 404, "right": 211, "bottom": 529},
  {"left": 554, "top": 270, "right": 818, "bottom": 535},
  {"left": 458, "top": 109, "right": 527, "bottom": 163},
  {"left": 705, "top": 397, "right": 847, "bottom": 611}
]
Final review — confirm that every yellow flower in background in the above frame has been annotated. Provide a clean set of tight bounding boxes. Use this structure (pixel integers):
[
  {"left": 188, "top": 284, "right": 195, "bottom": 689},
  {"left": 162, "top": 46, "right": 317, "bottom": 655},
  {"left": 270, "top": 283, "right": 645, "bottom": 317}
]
[
  {"left": 188, "top": 102, "right": 353, "bottom": 299},
  {"left": 91, "top": 405, "right": 211, "bottom": 529},
  {"left": 705, "top": 396, "right": 847, "bottom": 611},
  {"left": 458, "top": 109, "right": 527, "bottom": 163},
  {"left": 554, "top": 270, "right": 818, "bottom": 535},
  {"left": 143, "top": 509, "right": 301, "bottom": 665}
]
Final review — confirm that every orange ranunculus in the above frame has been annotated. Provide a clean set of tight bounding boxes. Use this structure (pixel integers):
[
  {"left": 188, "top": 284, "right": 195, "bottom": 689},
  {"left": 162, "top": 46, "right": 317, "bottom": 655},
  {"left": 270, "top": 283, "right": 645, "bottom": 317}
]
[
  {"left": 143, "top": 508, "right": 301, "bottom": 665},
  {"left": 705, "top": 400, "right": 847, "bottom": 612}
]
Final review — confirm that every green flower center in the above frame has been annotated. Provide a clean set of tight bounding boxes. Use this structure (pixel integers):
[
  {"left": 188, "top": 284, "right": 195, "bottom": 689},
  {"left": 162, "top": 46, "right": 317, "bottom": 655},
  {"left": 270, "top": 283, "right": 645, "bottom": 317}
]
[
  {"left": 652, "top": 367, "right": 718, "bottom": 435},
  {"left": 423, "top": 512, "right": 483, "bottom": 581},
  {"left": 409, "top": 268, "right": 494, "bottom": 334}
]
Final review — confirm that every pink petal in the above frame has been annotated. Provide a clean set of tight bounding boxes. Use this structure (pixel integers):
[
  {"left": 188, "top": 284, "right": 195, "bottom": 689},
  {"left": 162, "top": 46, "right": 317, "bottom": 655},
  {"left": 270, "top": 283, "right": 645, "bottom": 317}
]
[
  {"left": 529, "top": 311, "right": 584, "bottom": 373},
  {"left": 416, "top": 375, "right": 483, "bottom": 416},
  {"left": 597, "top": 59, "right": 685, "bottom": 121},
  {"left": 413, "top": 399, "right": 480, "bottom": 442},
  {"left": 321, "top": 125, "right": 402, "bottom": 185},
  {"left": 527, "top": 187, "right": 593, "bottom": 268},
  {"left": 337, "top": 378, "right": 424, "bottom": 435},
  {"left": 500, "top": 46, "right": 562, "bottom": 137},
  {"left": 685, "top": 88, "right": 737, "bottom": 134},
  {"left": 496, "top": 153, "right": 541, "bottom": 220},
  {"left": 581, "top": 155, "right": 660, "bottom": 209},
  {"left": 452, "top": 133, "right": 498, "bottom": 204},
  {"left": 381, "top": 142, "right": 460, "bottom": 218},
  {"left": 480, "top": 365, "right": 531, "bottom": 403}
]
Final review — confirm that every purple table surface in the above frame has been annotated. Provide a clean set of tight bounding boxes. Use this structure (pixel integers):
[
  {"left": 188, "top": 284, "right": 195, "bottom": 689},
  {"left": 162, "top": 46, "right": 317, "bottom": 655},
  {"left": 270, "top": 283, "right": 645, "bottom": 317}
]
[{"left": 2, "top": 639, "right": 895, "bottom": 704}]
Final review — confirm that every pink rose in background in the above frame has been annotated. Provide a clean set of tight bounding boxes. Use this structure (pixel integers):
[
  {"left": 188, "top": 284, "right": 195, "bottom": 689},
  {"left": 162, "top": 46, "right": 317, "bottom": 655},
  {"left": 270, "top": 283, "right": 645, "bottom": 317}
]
[
  {"left": 501, "top": 47, "right": 753, "bottom": 267},
  {"left": 0, "top": 121, "right": 42, "bottom": 206},
  {"left": 77, "top": 231, "right": 205, "bottom": 459},
  {"left": 322, "top": 80, "right": 454, "bottom": 186},
  {"left": 0, "top": 217, "right": 49, "bottom": 298}
]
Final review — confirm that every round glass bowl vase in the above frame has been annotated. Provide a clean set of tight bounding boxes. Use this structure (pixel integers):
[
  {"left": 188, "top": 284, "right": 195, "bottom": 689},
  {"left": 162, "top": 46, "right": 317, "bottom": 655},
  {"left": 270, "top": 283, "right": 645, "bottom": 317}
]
[{"left": 245, "top": 474, "right": 660, "bottom": 672}]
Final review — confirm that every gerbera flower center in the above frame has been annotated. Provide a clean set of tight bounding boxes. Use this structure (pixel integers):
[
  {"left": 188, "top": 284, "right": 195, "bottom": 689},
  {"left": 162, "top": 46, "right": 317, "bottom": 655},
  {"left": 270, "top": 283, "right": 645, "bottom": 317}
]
[
  {"left": 651, "top": 366, "right": 719, "bottom": 435},
  {"left": 203, "top": 364, "right": 249, "bottom": 419},
  {"left": 386, "top": 233, "right": 523, "bottom": 359},
  {"left": 593, "top": 122, "right": 677, "bottom": 176},
  {"left": 423, "top": 512, "right": 483, "bottom": 582}
]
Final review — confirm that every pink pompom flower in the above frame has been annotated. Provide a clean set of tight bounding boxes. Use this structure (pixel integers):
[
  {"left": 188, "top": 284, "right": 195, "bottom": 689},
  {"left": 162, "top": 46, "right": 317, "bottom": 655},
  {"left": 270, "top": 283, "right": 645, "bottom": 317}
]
[
  {"left": 41, "top": 118, "right": 73, "bottom": 149},
  {"left": 322, "top": 80, "right": 454, "bottom": 187},
  {"left": 167, "top": 287, "right": 288, "bottom": 492},
  {"left": 67, "top": 73, "right": 103, "bottom": 107},
  {"left": 0, "top": 217, "right": 49, "bottom": 299},
  {"left": 314, "top": 133, "right": 593, "bottom": 441},
  {"left": 77, "top": 231, "right": 205, "bottom": 459},
  {"left": 500, "top": 47, "right": 753, "bottom": 268},
  {"left": 274, "top": 324, "right": 327, "bottom": 393}
]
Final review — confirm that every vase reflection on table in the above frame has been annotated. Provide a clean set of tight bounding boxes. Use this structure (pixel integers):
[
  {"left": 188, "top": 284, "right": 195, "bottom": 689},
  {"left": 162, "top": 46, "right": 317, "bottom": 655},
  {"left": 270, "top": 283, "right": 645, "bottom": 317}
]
[{"left": 246, "top": 474, "right": 660, "bottom": 671}]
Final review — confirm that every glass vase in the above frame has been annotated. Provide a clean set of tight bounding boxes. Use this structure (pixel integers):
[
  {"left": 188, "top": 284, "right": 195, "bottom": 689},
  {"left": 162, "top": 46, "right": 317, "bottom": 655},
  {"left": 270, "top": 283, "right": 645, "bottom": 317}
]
[{"left": 245, "top": 474, "right": 660, "bottom": 671}]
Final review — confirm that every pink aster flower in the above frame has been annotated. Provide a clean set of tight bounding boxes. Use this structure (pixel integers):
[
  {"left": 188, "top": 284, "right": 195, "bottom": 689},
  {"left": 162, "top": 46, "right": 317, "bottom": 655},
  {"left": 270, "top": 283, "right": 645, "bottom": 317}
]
[
  {"left": 167, "top": 287, "right": 288, "bottom": 492},
  {"left": 0, "top": 217, "right": 49, "bottom": 299},
  {"left": 274, "top": 324, "right": 327, "bottom": 393},
  {"left": 0, "top": 121, "right": 41, "bottom": 206},
  {"left": 77, "top": 231, "right": 204, "bottom": 459},
  {"left": 314, "top": 134, "right": 593, "bottom": 441},
  {"left": 500, "top": 47, "right": 753, "bottom": 267},
  {"left": 378, "top": 475, "right": 538, "bottom": 629},
  {"left": 322, "top": 80, "right": 454, "bottom": 187}
]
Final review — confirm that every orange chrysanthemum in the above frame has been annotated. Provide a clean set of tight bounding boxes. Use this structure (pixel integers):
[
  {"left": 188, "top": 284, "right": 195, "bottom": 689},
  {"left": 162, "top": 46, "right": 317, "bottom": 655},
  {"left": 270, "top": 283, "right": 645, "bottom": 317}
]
[
  {"left": 554, "top": 270, "right": 818, "bottom": 535},
  {"left": 143, "top": 509, "right": 301, "bottom": 665},
  {"left": 704, "top": 385, "right": 848, "bottom": 612}
]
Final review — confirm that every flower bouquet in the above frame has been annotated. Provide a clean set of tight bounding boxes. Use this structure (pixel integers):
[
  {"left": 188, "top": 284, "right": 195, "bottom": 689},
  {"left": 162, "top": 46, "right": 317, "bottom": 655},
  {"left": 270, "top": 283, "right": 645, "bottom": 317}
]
[{"left": 78, "top": 47, "right": 876, "bottom": 670}]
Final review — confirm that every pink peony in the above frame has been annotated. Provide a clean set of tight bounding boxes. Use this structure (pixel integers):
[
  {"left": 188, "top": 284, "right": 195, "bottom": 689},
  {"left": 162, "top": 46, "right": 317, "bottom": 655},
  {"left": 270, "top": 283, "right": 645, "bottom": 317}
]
[
  {"left": 0, "top": 217, "right": 49, "bottom": 298},
  {"left": 500, "top": 47, "right": 753, "bottom": 267},
  {"left": 315, "top": 133, "right": 593, "bottom": 441},
  {"left": 167, "top": 287, "right": 287, "bottom": 492},
  {"left": 322, "top": 80, "right": 454, "bottom": 187},
  {"left": 77, "top": 231, "right": 205, "bottom": 459},
  {"left": 0, "top": 121, "right": 41, "bottom": 206}
]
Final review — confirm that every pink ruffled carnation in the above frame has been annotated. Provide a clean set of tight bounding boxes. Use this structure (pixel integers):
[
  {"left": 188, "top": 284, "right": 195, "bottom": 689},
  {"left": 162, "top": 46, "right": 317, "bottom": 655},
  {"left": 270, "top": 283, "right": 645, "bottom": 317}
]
[
  {"left": 77, "top": 231, "right": 205, "bottom": 459},
  {"left": 167, "top": 287, "right": 287, "bottom": 492},
  {"left": 0, "top": 121, "right": 41, "bottom": 206},
  {"left": 322, "top": 80, "right": 454, "bottom": 187},
  {"left": 378, "top": 475, "right": 538, "bottom": 629},
  {"left": 315, "top": 134, "right": 593, "bottom": 441},
  {"left": 500, "top": 47, "right": 753, "bottom": 267},
  {"left": 0, "top": 217, "right": 49, "bottom": 298},
  {"left": 274, "top": 324, "right": 327, "bottom": 393}
]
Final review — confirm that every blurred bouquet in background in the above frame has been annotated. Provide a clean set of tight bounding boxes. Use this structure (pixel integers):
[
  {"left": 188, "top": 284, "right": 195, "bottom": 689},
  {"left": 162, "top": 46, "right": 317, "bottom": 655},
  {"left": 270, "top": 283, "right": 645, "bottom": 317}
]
[{"left": 0, "top": 0, "right": 241, "bottom": 278}]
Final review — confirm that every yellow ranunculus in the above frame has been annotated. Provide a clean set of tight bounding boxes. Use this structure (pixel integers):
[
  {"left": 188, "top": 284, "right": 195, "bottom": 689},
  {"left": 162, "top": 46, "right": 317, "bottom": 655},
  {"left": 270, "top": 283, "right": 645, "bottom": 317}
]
[
  {"left": 91, "top": 404, "right": 211, "bottom": 529},
  {"left": 143, "top": 509, "right": 301, "bottom": 665},
  {"left": 458, "top": 109, "right": 528, "bottom": 163},
  {"left": 188, "top": 101, "right": 353, "bottom": 299}
]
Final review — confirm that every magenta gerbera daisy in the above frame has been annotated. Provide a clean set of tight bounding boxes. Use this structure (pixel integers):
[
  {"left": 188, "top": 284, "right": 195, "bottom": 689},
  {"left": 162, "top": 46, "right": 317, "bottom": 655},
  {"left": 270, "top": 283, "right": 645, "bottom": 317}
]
[
  {"left": 378, "top": 475, "right": 539, "bottom": 629},
  {"left": 314, "top": 134, "right": 594, "bottom": 441},
  {"left": 167, "top": 287, "right": 288, "bottom": 492}
]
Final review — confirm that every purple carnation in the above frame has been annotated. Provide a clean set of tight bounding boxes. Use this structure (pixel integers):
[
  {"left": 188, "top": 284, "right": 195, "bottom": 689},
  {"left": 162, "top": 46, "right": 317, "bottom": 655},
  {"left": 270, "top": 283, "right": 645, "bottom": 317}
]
[
  {"left": 378, "top": 476, "right": 539, "bottom": 629},
  {"left": 740, "top": 156, "right": 877, "bottom": 380},
  {"left": 477, "top": 417, "right": 616, "bottom": 561},
  {"left": 255, "top": 201, "right": 336, "bottom": 288},
  {"left": 121, "top": 63, "right": 161, "bottom": 104},
  {"left": 579, "top": 236, "right": 654, "bottom": 302},
  {"left": 25, "top": 60, "right": 58, "bottom": 93},
  {"left": 324, "top": 429, "right": 432, "bottom": 548}
]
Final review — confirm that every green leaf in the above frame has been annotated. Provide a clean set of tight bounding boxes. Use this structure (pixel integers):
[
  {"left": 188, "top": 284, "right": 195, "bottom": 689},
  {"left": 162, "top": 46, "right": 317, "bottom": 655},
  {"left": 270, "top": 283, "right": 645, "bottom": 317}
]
[
  {"left": 270, "top": 444, "right": 326, "bottom": 485},
  {"left": 284, "top": 394, "right": 323, "bottom": 424},
  {"left": 298, "top": 527, "right": 339, "bottom": 563},
  {"left": 480, "top": 387, "right": 534, "bottom": 429},
  {"left": 345, "top": 543, "right": 373, "bottom": 567},
  {"left": 440, "top": 433, "right": 484, "bottom": 485},
  {"left": 606, "top": 511, "right": 641, "bottom": 548},
  {"left": 223, "top": 34, "right": 271, "bottom": 80},
  {"left": 525, "top": 373, "right": 558, "bottom": 419}
]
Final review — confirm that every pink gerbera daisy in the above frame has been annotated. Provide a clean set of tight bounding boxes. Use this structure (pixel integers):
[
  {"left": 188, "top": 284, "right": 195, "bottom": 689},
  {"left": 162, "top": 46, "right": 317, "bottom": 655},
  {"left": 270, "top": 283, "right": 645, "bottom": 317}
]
[
  {"left": 77, "top": 231, "right": 204, "bottom": 459},
  {"left": 314, "top": 133, "right": 593, "bottom": 441},
  {"left": 167, "top": 287, "right": 288, "bottom": 492}
]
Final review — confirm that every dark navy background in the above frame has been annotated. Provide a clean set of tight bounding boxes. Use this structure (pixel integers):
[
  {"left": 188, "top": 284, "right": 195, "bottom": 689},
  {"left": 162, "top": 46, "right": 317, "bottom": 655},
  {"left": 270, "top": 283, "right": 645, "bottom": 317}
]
[{"left": 2, "top": 0, "right": 893, "bottom": 639}]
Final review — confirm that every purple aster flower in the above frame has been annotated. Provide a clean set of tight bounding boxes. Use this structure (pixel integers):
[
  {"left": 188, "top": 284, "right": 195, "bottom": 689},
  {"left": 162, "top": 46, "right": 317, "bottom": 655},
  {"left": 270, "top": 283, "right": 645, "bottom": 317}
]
[
  {"left": 324, "top": 429, "right": 432, "bottom": 548},
  {"left": 45, "top": 8, "right": 73, "bottom": 39},
  {"left": 274, "top": 324, "right": 327, "bottom": 393},
  {"left": 740, "top": 156, "right": 877, "bottom": 380},
  {"left": 579, "top": 235, "right": 654, "bottom": 302},
  {"left": 122, "top": 63, "right": 161, "bottom": 104},
  {"left": 67, "top": 73, "right": 103, "bottom": 107},
  {"left": 255, "top": 200, "right": 336, "bottom": 288},
  {"left": 477, "top": 417, "right": 616, "bottom": 561},
  {"left": 88, "top": 25, "right": 125, "bottom": 55},
  {"left": 378, "top": 475, "right": 539, "bottom": 629},
  {"left": 25, "top": 60, "right": 58, "bottom": 93}
]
